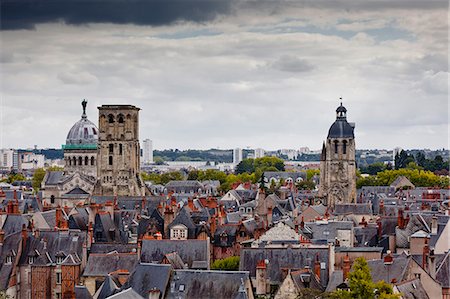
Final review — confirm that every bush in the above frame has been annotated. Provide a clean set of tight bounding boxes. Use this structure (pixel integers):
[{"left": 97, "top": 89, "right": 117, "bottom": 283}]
[{"left": 211, "top": 256, "right": 240, "bottom": 271}]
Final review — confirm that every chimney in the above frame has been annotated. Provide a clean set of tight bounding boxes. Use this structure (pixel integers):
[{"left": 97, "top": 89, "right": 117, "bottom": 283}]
[
  {"left": 376, "top": 218, "right": 382, "bottom": 239},
  {"left": 88, "top": 222, "right": 94, "bottom": 245},
  {"left": 431, "top": 216, "right": 438, "bottom": 234},
  {"left": 141, "top": 196, "right": 146, "bottom": 210},
  {"left": 428, "top": 248, "right": 436, "bottom": 279},
  {"left": 137, "top": 239, "right": 142, "bottom": 260},
  {"left": 0, "top": 229, "right": 4, "bottom": 245},
  {"left": 379, "top": 200, "right": 385, "bottom": 216},
  {"left": 422, "top": 238, "right": 430, "bottom": 270},
  {"left": 210, "top": 215, "right": 217, "bottom": 235},
  {"left": 89, "top": 203, "right": 99, "bottom": 224},
  {"left": 267, "top": 206, "right": 273, "bottom": 225},
  {"left": 21, "top": 224, "right": 28, "bottom": 251},
  {"left": 6, "top": 201, "right": 13, "bottom": 214},
  {"left": 359, "top": 216, "right": 368, "bottom": 227},
  {"left": 188, "top": 198, "right": 194, "bottom": 211},
  {"left": 384, "top": 250, "right": 393, "bottom": 265},
  {"left": 256, "top": 260, "right": 267, "bottom": 295},
  {"left": 397, "top": 209, "right": 404, "bottom": 229},
  {"left": 404, "top": 213, "right": 410, "bottom": 227},
  {"left": 148, "top": 288, "right": 161, "bottom": 299},
  {"left": 55, "top": 206, "right": 68, "bottom": 230},
  {"left": 342, "top": 253, "right": 351, "bottom": 280},
  {"left": 314, "top": 254, "right": 321, "bottom": 281},
  {"left": 154, "top": 232, "right": 162, "bottom": 240},
  {"left": 82, "top": 241, "right": 87, "bottom": 271},
  {"left": 163, "top": 206, "right": 174, "bottom": 238}
]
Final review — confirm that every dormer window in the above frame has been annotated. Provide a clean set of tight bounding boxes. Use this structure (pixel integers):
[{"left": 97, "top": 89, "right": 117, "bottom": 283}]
[
  {"left": 5, "top": 256, "right": 12, "bottom": 264},
  {"left": 28, "top": 256, "right": 34, "bottom": 264},
  {"left": 56, "top": 256, "right": 64, "bottom": 264},
  {"left": 170, "top": 224, "right": 188, "bottom": 240}
]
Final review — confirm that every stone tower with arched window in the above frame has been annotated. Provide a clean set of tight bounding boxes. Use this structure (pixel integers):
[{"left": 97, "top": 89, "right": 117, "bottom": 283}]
[
  {"left": 94, "top": 105, "right": 146, "bottom": 196},
  {"left": 318, "top": 102, "right": 357, "bottom": 208}
]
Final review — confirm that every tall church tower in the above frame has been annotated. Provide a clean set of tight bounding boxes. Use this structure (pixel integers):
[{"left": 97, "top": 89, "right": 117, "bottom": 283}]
[
  {"left": 94, "top": 105, "right": 146, "bottom": 196},
  {"left": 319, "top": 102, "right": 357, "bottom": 208}
]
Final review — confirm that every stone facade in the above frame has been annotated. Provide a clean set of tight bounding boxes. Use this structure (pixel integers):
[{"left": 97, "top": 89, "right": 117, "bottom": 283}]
[
  {"left": 319, "top": 103, "right": 357, "bottom": 208},
  {"left": 94, "top": 105, "right": 146, "bottom": 196}
]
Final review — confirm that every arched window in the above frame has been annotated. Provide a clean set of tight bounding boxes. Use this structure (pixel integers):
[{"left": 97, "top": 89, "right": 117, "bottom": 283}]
[
  {"left": 119, "top": 144, "right": 123, "bottom": 155},
  {"left": 67, "top": 158, "right": 71, "bottom": 166},
  {"left": 85, "top": 156, "right": 89, "bottom": 165},
  {"left": 78, "top": 157, "right": 82, "bottom": 166},
  {"left": 91, "top": 157, "right": 95, "bottom": 166},
  {"left": 334, "top": 140, "right": 339, "bottom": 154},
  {"left": 118, "top": 114, "right": 124, "bottom": 123},
  {"left": 108, "top": 114, "right": 115, "bottom": 123},
  {"left": 343, "top": 140, "right": 347, "bottom": 155},
  {"left": 50, "top": 195, "right": 55, "bottom": 204},
  {"left": 109, "top": 156, "right": 113, "bottom": 166},
  {"left": 73, "top": 157, "right": 77, "bottom": 166},
  {"left": 109, "top": 143, "right": 114, "bottom": 154}
]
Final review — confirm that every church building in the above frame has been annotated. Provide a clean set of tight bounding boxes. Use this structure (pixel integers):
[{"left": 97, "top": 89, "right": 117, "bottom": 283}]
[
  {"left": 93, "top": 105, "right": 147, "bottom": 196},
  {"left": 318, "top": 102, "right": 357, "bottom": 208}
]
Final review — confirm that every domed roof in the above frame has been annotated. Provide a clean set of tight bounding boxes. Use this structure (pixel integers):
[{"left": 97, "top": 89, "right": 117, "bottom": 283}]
[
  {"left": 327, "top": 120, "right": 354, "bottom": 138},
  {"left": 66, "top": 100, "right": 98, "bottom": 146},
  {"left": 327, "top": 102, "right": 354, "bottom": 138}
]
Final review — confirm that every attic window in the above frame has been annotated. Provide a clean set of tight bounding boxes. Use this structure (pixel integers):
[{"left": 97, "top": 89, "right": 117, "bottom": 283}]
[
  {"left": 56, "top": 256, "right": 64, "bottom": 264},
  {"left": 5, "top": 256, "right": 12, "bottom": 264},
  {"left": 179, "top": 285, "right": 185, "bottom": 292},
  {"left": 28, "top": 256, "right": 34, "bottom": 264}
]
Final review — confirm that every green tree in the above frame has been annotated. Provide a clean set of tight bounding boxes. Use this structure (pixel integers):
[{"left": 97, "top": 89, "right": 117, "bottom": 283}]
[
  {"left": 211, "top": 256, "right": 240, "bottom": 271},
  {"left": 329, "top": 257, "right": 399, "bottom": 299},
  {"left": 32, "top": 168, "right": 46, "bottom": 191},
  {"left": 6, "top": 172, "right": 26, "bottom": 184}
]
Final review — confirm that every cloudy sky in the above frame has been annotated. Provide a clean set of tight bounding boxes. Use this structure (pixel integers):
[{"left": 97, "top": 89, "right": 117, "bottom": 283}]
[{"left": 1, "top": 0, "right": 448, "bottom": 151}]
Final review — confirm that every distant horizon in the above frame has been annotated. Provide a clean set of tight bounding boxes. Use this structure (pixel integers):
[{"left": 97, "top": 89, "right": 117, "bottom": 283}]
[{"left": 9, "top": 146, "right": 450, "bottom": 153}]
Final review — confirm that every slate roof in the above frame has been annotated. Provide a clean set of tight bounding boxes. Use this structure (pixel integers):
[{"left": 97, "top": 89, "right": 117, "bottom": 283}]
[
  {"left": 394, "top": 278, "right": 429, "bottom": 299},
  {"left": 0, "top": 231, "right": 21, "bottom": 290},
  {"left": 1, "top": 214, "right": 28, "bottom": 236},
  {"left": 74, "top": 285, "right": 93, "bottom": 299},
  {"left": 367, "top": 254, "right": 410, "bottom": 284},
  {"left": 41, "top": 210, "right": 57, "bottom": 229},
  {"left": 68, "top": 208, "right": 89, "bottom": 230},
  {"left": 325, "top": 270, "right": 344, "bottom": 292},
  {"left": 354, "top": 225, "right": 378, "bottom": 247},
  {"left": 240, "top": 247, "right": 330, "bottom": 286},
  {"left": 327, "top": 116, "right": 354, "bottom": 138},
  {"left": 436, "top": 251, "right": 450, "bottom": 288},
  {"left": 140, "top": 239, "right": 209, "bottom": 268},
  {"left": 90, "top": 243, "right": 137, "bottom": 254},
  {"left": 94, "top": 275, "right": 120, "bottom": 299},
  {"left": 396, "top": 214, "right": 431, "bottom": 248},
  {"left": 163, "top": 252, "right": 187, "bottom": 269},
  {"left": 333, "top": 203, "right": 372, "bottom": 215},
  {"left": 120, "top": 263, "right": 171, "bottom": 298},
  {"left": 106, "top": 287, "right": 143, "bottom": 299},
  {"left": 304, "top": 221, "right": 353, "bottom": 243},
  {"left": 166, "top": 270, "right": 251, "bottom": 299},
  {"left": 44, "top": 171, "right": 64, "bottom": 185},
  {"left": 83, "top": 252, "right": 138, "bottom": 277}
]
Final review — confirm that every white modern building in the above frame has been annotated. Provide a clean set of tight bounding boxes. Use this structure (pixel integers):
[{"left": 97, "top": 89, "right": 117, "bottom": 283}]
[
  {"left": 233, "top": 148, "right": 243, "bottom": 165},
  {"left": 20, "top": 152, "right": 45, "bottom": 170},
  {"left": 0, "top": 149, "right": 19, "bottom": 170},
  {"left": 142, "top": 139, "right": 153, "bottom": 164},
  {"left": 254, "top": 148, "right": 265, "bottom": 159}
]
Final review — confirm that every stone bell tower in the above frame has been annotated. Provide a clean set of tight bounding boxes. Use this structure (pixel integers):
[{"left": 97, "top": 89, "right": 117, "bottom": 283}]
[
  {"left": 94, "top": 105, "right": 146, "bottom": 196},
  {"left": 318, "top": 102, "right": 357, "bottom": 208}
]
